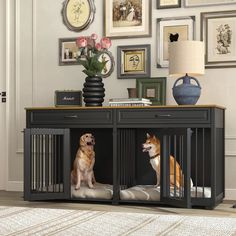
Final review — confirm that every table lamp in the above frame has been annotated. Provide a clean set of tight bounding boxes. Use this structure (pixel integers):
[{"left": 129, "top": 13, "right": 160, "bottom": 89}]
[{"left": 169, "top": 41, "right": 205, "bottom": 105}]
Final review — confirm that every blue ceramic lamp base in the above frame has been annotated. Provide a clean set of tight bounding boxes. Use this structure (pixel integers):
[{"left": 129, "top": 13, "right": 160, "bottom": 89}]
[{"left": 172, "top": 74, "right": 201, "bottom": 105}]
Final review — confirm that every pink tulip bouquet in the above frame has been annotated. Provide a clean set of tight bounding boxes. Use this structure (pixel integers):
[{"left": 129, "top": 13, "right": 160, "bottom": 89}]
[{"left": 76, "top": 34, "right": 112, "bottom": 77}]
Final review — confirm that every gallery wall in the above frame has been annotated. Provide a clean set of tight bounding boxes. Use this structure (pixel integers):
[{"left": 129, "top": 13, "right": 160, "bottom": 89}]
[{"left": 4, "top": 0, "right": 236, "bottom": 199}]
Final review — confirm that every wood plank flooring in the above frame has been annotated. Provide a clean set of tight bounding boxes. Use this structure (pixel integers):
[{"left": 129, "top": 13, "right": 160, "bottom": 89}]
[{"left": 0, "top": 191, "right": 236, "bottom": 218}]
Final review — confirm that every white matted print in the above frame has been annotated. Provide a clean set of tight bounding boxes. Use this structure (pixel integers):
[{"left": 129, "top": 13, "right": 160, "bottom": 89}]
[
  {"left": 157, "top": 16, "right": 195, "bottom": 68},
  {"left": 104, "top": 0, "right": 151, "bottom": 38},
  {"left": 185, "top": 0, "right": 236, "bottom": 7},
  {"left": 201, "top": 11, "right": 236, "bottom": 68}
]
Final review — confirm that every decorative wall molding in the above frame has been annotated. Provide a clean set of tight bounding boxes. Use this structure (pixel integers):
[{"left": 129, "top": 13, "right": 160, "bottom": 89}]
[{"left": 225, "top": 136, "right": 236, "bottom": 140}]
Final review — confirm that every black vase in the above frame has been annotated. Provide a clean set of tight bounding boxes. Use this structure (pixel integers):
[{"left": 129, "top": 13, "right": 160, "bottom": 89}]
[{"left": 82, "top": 76, "right": 105, "bottom": 107}]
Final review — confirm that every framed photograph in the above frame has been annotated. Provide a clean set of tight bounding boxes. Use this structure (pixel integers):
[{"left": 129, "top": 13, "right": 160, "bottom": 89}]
[
  {"left": 97, "top": 50, "right": 115, "bottom": 78},
  {"left": 59, "top": 38, "right": 80, "bottom": 65},
  {"left": 61, "top": 0, "right": 96, "bottom": 32},
  {"left": 136, "top": 77, "right": 166, "bottom": 105},
  {"left": 157, "top": 0, "right": 181, "bottom": 9},
  {"left": 117, "top": 44, "right": 151, "bottom": 79},
  {"left": 201, "top": 10, "right": 236, "bottom": 68},
  {"left": 157, "top": 16, "right": 195, "bottom": 68},
  {"left": 104, "top": 0, "right": 151, "bottom": 39},
  {"left": 184, "top": 0, "right": 236, "bottom": 7}
]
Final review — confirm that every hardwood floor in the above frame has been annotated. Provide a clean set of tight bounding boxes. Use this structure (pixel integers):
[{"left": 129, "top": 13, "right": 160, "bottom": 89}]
[{"left": 0, "top": 191, "right": 236, "bottom": 218}]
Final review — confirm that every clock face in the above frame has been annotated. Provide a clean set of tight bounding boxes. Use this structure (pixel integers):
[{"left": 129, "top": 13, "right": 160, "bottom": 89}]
[{"left": 62, "top": 0, "right": 95, "bottom": 32}]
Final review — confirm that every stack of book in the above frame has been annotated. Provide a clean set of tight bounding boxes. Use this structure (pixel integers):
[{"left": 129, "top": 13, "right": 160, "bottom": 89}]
[{"left": 109, "top": 98, "right": 152, "bottom": 107}]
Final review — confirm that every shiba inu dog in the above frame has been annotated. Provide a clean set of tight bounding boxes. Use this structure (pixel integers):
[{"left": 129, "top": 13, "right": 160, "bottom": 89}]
[
  {"left": 142, "top": 133, "right": 185, "bottom": 188},
  {"left": 71, "top": 133, "right": 96, "bottom": 190}
]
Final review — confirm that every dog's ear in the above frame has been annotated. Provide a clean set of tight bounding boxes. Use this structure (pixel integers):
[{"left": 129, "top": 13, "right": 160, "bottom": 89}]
[{"left": 146, "top": 133, "right": 150, "bottom": 138}]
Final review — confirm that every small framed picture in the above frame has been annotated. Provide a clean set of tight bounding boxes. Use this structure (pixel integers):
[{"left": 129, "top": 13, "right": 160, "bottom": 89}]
[
  {"left": 136, "top": 77, "right": 166, "bottom": 105},
  {"left": 184, "top": 0, "right": 236, "bottom": 7},
  {"left": 59, "top": 38, "right": 80, "bottom": 65},
  {"left": 104, "top": 0, "right": 152, "bottom": 39},
  {"left": 157, "top": 16, "right": 195, "bottom": 68},
  {"left": 201, "top": 10, "right": 236, "bottom": 68},
  {"left": 157, "top": 0, "right": 181, "bottom": 9},
  {"left": 117, "top": 44, "right": 151, "bottom": 79},
  {"left": 61, "top": 0, "right": 96, "bottom": 32},
  {"left": 97, "top": 50, "right": 115, "bottom": 78}
]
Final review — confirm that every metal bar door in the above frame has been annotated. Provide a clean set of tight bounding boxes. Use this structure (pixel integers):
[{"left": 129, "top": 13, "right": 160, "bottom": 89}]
[
  {"left": 160, "top": 128, "right": 192, "bottom": 208},
  {"left": 24, "top": 128, "right": 70, "bottom": 201}
]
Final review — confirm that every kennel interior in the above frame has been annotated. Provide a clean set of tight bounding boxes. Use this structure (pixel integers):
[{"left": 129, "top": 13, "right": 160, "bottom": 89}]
[
  {"left": 24, "top": 128, "right": 113, "bottom": 201},
  {"left": 118, "top": 128, "right": 216, "bottom": 207},
  {"left": 70, "top": 128, "right": 113, "bottom": 201}
]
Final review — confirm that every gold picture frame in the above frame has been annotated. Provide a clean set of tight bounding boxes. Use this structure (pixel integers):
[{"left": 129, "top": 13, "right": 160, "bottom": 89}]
[
  {"left": 117, "top": 44, "right": 151, "bottom": 79},
  {"left": 104, "top": 0, "right": 152, "bottom": 39},
  {"left": 61, "top": 0, "right": 96, "bottom": 32}
]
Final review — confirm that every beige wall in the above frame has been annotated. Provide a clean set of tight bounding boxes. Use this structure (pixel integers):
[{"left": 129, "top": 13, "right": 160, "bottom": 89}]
[{"left": 4, "top": 0, "right": 236, "bottom": 199}]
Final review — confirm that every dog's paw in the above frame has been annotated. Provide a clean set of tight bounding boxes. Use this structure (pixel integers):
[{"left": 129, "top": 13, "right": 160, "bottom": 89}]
[
  {"left": 75, "top": 186, "right": 80, "bottom": 190},
  {"left": 88, "top": 184, "right": 94, "bottom": 189}
]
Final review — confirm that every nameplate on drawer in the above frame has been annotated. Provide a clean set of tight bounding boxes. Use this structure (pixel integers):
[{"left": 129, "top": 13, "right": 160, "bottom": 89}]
[{"left": 55, "top": 90, "right": 82, "bottom": 107}]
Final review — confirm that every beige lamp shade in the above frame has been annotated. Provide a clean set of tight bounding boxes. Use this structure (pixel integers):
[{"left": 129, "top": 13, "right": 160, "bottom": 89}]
[{"left": 169, "top": 41, "right": 205, "bottom": 77}]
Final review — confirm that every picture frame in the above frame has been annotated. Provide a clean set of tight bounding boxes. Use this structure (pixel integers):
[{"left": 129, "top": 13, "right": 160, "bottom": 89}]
[
  {"left": 61, "top": 0, "right": 96, "bottom": 32},
  {"left": 97, "top": 50, "right": 115, "bottom": 78},
  {"left": 117, "top": 44, "right": 151, "bottom": 79},
  {"left": 157, "top": 0, "right": 181, "bottom": 9},
  {"left": 201, "top": 10, "right": 236, "bottom": 68},
  {"left": 136, "top": 77, "right": 166, "bottom": 105},
  {"left": 184, "top": 0, "right": 236, "bottom": 7},
  {"left": 59, "top": 38, "right": 80, "bottom": 66},
  {"left": 157, "top": 16, "right": 195, "bottom": 68},
  {"left": 104, "top": 0, "right": 152, "bottom": 39}
]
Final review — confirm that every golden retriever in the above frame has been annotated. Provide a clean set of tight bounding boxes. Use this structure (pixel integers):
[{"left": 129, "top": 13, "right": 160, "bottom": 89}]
[{"left": 71, "top": 133, "right": 96, "bottom": 190}]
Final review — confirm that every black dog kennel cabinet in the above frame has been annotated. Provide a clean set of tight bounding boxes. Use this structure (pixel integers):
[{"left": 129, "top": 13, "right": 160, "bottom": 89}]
[{"left": 24, "top": 105, "right": 225, "bottom": 209}]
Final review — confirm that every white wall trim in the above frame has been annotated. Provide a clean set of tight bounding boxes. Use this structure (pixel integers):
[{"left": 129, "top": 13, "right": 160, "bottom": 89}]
[
  {"left": 225, "top": 153, "right": 236, "bottom": 158},
  {"left": 7, "top": 181, "right": 23, "bottom": 192},
  {"left": 225, "top": 136, "right": 236, "bottom": 140}
]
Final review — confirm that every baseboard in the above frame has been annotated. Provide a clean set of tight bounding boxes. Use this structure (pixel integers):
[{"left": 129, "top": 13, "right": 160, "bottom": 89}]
[
  {"left": 7, "top": 181, "right": 23, "bottom": 192},
  {"left": 225, "top": 189, "right": 236, "bottom": 200}
]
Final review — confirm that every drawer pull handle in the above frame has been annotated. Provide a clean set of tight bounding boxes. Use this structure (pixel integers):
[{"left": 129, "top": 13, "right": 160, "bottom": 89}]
[
  {"left": 64, "top": 115, "right": 78, "bottom": 119},
  {"left": 155, "top": 114, "right": 171, "bottom": 118}
]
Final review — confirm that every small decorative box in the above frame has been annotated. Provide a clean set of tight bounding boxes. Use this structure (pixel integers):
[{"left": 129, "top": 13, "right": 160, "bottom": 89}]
[{"left": 54, "top": 90, "right": 82, "bottom": 107}]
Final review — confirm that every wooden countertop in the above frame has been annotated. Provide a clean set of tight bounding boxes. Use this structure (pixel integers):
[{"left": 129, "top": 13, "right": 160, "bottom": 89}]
[{"left": 25, "top": 105, "right": 226, "bottom": 110}]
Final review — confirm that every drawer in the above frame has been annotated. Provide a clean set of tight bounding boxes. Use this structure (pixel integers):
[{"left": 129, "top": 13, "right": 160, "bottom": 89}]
[
  {"left": 117, "top": 108, "right": 210, "bottom": 124},
  {"left": 29, "top": 109, "right": 112, "bottom": 126}
]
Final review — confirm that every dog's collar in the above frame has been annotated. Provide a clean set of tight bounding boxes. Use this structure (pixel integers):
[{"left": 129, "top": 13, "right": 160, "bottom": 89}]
[{"left": 150, "top": 153, "right": 159, "bottom": 160}]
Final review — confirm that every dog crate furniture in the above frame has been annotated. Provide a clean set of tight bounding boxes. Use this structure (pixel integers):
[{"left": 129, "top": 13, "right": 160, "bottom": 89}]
[{"left": 24, "top": 105, "right": 225, "bottom": 209}]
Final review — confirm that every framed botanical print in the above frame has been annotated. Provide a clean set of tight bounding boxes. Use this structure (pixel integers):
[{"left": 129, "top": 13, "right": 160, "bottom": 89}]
[
  {"left": 157, "top": 16, "right": 195, "bottom": 68},
  {"left": 61, "top": 0, "right": 96, "bottom": 32},
  {"left": 117, "top": 45, "right": 151, "bottom": 79},
  {"left": 157, "top": 0, "right": 181, "bottom": 9},
  {"left": 97, "top": 50, "right": 115, "bottom": 78},
  {"left": 104, "top": 0, "right": 151, "bottom": 38},
  {"left": 184, "top": 0, "right": 236, "bottom": 7},
  {"left": 201, "top": 10, "right": 236, "bottom": 68},
  {"left": 59, "top": 38, "right": 80, "bottom": 65},
  {"left": 136, "top": 77, "right": 166, "bottom": 105}
]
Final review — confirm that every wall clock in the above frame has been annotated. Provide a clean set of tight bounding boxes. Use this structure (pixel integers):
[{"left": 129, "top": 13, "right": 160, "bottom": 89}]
[{"left": 62, "top": 0, "right": 96, "bottom": 32}]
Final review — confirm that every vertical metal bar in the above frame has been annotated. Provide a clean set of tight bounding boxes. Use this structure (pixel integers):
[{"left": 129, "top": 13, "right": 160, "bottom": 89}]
[
  {"left": 174, "top": 135, "right": 176, "bottom": 197},
  {"left": 202, "top": 128, "right": 205, "bottom": 198},
  {"left": 36, "top": 134, "right": 39, "bottom": 192},
  {"left": 167, "top": 135, "right": 171, "bottom": 197},
  {"left": 45, "top": 134, "right": 49, "bottom": 193},
  {"left": 181, "top": 135, "right": 184, "bottom": 198},
  {"left": 52, "top": 135, "right": 54, "bottom": 193},
  {"left": 31, "top": 134, "right": 34, "bottom": 191},
  {"left": 195, "top": 129, "right": 198, "bottom": 197},
  {"left": 58, "top": 135, "right": 61, "bottom": 193},
  {"left": 41, "top": 134, "right": 44, "bottom": 192}
]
